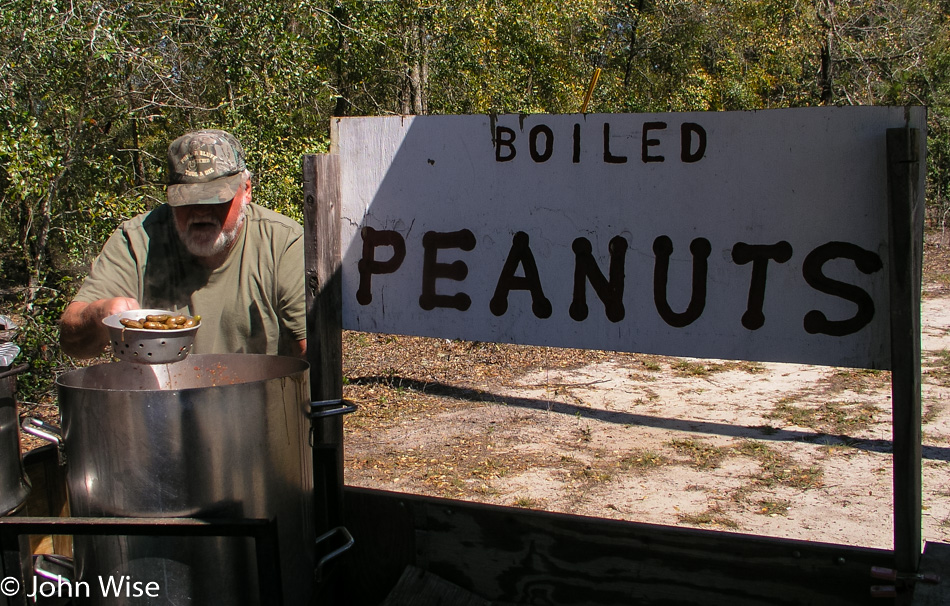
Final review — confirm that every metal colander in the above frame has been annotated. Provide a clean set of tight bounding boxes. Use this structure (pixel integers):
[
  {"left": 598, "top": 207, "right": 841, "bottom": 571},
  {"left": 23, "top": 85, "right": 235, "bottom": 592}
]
[{"left": 102, "top": 309, "right": 200, "bottom": 364}]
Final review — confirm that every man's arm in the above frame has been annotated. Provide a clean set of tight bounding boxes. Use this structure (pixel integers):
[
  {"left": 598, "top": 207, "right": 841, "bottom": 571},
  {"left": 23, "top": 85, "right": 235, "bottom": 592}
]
[{"left": 60, "top": 297, "right": 140, "bottom": 359}]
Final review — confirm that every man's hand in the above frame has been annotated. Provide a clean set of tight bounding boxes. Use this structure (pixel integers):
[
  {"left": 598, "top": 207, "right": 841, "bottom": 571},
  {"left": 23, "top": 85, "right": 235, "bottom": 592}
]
[{"left": 60, "top": 297, "right": 140, "bottom": 358}]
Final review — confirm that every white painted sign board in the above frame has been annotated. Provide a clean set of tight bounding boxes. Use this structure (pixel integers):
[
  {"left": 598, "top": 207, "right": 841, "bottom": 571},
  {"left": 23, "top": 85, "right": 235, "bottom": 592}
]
[{"left": 335, "top": 108, "right": 926, "bottom": 369}]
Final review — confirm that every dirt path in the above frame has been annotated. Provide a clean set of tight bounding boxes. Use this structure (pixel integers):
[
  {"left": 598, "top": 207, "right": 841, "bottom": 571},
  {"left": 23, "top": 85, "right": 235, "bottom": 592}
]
[{"left": 343, "top": 295, "right": 950, "bottom": 551}]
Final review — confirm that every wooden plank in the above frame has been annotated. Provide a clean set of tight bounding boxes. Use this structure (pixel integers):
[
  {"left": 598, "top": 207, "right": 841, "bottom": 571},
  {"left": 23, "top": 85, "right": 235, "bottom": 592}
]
[
  {"left": 302, "top": 153, "right": 344, "bottom": 403},
  {"left": 334, "top": 109, "right": 929, "bottom": 369},
  {"left": 302, "top": 152, "right": 344, "bottom": 522},
  {"left": 302, "top": 153, "right": 344, "bottom": 526},
  {"left": 420, "top": 499, "right": 886, "bottom": 606},
  {"left": 302, "top": 154, "right": 347, "bottom": 603},
  {"left": 911, "top": 541, "right": 950, "bottom": 605},
  {"left": 887, "top": 127, "right": 924, "bottom": 574},
  {"left": 340, "top": 487, "right": 418, "bottom": 605},
  {"left": 343, "top": 487, "right": 894, "bottom": 606}
]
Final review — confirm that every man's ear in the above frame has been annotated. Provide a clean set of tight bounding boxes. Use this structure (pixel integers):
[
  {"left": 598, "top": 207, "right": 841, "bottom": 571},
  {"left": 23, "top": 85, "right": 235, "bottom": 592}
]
[{"left": 243, "top": 178, "right": 253, "bottom": 205}]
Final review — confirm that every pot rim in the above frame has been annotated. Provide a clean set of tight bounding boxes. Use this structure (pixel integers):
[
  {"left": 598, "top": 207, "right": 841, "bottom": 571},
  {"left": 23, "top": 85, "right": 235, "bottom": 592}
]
[{"left": 55, "top": 353, "right": 309, "bottom": 393}]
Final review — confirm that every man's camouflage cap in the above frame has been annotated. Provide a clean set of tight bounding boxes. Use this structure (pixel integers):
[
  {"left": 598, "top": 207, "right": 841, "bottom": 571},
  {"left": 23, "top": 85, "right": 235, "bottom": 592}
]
[{"left": 166, "top": 130, "right": 247, "bottom": 206}]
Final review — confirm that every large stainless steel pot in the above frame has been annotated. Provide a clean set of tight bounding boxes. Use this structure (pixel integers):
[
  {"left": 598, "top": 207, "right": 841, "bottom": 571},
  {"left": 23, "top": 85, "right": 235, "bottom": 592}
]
[
  {"left": 0, "top": 343, "right": 30, "bottom": 516},
  {"left": 50, "top": 354, "right": 314, "bottom": 606}
]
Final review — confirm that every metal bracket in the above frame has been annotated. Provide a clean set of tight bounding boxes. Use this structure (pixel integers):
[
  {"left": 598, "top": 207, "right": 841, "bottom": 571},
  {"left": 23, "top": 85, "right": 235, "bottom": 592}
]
[
  {"left": 309, "top": 399, "right": 358, "bottom": 419},
  {"left": 313, "top": 525, "right": 354, "bottom": 583},
  {"left": 870, "top": 565, "right": 940, "bottom": 598}
]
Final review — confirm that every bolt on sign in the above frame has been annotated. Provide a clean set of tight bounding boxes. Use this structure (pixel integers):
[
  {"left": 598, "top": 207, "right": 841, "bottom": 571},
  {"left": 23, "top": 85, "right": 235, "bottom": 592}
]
[{"left": 335, "top": 108, "right": 926, "bottom": 369}]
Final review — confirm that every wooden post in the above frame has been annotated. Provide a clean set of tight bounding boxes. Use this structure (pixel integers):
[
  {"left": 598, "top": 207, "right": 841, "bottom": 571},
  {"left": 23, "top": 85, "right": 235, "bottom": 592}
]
[
  {"left": 302, "top": 154, "right": 343, "bottom": 402},
  {"left": 0, "top": 533, "right": 30, "bottom": 606},
  {"left": 886, "top": 127, "right": 923, "bottom": 575},
  {"left": 301, "top": 155, "right": 345, "bottom": 578}
]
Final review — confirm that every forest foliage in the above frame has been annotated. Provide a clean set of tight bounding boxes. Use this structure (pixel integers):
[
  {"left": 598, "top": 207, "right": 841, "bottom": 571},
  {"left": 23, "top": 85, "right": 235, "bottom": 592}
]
[{"left": 1, "top": 0, "right": 949, "bottom": 401}]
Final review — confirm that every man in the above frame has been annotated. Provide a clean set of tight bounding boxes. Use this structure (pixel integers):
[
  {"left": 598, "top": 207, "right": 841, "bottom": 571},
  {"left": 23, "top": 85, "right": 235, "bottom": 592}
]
[{"left": 60, "top": 129, "right": 307, "bottom": 358}]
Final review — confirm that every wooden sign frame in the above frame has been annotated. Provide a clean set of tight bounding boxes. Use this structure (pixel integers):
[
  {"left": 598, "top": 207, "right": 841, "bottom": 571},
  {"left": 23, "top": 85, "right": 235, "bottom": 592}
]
[
  {"left": 303, "top": 111, "right": 930, "bottom": 603},
  {"left": 886, "top": 127, "right": 923, "bottom": 573}
]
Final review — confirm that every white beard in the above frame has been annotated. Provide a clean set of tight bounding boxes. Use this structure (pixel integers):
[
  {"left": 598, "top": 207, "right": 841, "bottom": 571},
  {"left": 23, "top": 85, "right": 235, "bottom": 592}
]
[{"left": 176, "top": 210, "right": 245, "bottom": 257}]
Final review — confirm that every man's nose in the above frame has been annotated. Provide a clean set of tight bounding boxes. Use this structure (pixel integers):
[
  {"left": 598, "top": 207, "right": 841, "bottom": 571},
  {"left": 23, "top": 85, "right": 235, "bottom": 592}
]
[{"left": 190, "top": 206, "right": 216, "bottom": 218}]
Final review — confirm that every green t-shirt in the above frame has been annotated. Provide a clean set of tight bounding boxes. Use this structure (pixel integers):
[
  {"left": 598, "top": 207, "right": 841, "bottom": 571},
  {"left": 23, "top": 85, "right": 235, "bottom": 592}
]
[{"left": 75, "top": 203, "right": 306, "bottom": 356}]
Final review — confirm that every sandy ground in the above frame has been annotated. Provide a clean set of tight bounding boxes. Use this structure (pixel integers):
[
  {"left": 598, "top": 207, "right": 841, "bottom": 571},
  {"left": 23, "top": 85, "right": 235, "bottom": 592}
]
[{"left": 344, "top": 295, "right": 950, "bottom": 551}]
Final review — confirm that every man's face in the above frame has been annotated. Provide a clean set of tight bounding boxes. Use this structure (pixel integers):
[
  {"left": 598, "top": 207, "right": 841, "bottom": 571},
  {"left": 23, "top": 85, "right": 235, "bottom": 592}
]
[{"left": 172, "top": 179, "right": 249, "bottom": 258}]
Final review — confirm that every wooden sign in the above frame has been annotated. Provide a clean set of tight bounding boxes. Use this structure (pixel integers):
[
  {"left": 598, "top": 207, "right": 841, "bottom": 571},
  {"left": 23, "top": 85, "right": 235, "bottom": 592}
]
[{"left": 335, "top": 108, "right": 926, "bottom": 369}]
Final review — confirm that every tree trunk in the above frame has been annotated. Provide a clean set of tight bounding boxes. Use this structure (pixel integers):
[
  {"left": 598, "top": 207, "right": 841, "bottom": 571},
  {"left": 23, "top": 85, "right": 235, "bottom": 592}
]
[
  {"left": 332, "top": 3, "right": 351, "bottom": 117},
  {"left": 25, "top": 172, "right": 62, "bottom": 307},
  {"left": 816, "top": 0, "right": 836, "bottom": 105},
  {"left": 406, "top": 13, "right": 428, "bottom": 115},
  {"left": 623, "top": 0, "right": 647, "bottom": 88},
  {"left": 401, "top": 31, "right": 412, "bottom": 115},
  {"left": 131, "top": 117, "right": 146, "bottom": 187}
]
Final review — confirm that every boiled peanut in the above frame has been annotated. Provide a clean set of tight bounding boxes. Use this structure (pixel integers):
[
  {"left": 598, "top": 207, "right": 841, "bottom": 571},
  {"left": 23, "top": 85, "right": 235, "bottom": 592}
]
[{"left": 122, "top": 312, "right": 200, "bottom": 331}]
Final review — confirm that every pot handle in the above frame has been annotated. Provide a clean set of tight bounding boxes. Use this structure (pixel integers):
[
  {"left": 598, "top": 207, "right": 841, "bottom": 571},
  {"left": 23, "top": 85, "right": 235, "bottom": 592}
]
[
  {"left": 21, "top": 418, "right": 66, "bottom": 466},
  {"left": 34, "top": 554, "right": 75, "bottom": 584},
  {"left": 0, "top": 363, "right": 29, "bottom": 381},
  {"left": 309, "top": 399, "right": 358, "bottom": 419},
  {"left": 314, "top": 525, "right": 354, "bottom": 583}
]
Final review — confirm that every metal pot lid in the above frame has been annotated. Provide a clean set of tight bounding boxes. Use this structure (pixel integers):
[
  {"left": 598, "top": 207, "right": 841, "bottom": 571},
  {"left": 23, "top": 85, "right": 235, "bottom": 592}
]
[{"left": 0, "top": 343, "right": 19, "bottom": 368}]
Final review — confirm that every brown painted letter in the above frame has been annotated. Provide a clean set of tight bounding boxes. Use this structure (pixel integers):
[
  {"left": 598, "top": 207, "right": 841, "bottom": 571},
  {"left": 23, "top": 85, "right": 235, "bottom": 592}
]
[
  {"left": 570, "top": 236, "right": 628, "bottom": 322},
  {"left": 419, "top": 229, "right": 476, "bottom": 311},
  {"left": 490, "top": 231, "right": 553, "bottom": 319},
  {"left": 802, "top": 242, "right": 882, "bottom": 336},
  {"left": 732, "top": 241, "right": 793, "bottom": 330},
  {"left": 356, "top": 226, "right": 407, "bottom": 305},
  {"left": 653, "top": 236, "right": 711, "bottom": 327}
]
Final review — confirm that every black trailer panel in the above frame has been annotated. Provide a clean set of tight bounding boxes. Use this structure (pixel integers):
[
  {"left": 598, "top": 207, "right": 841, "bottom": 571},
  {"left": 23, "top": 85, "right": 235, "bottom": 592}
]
[{"left": 341, "top": 486, "right": 897, "bottom": 606}]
